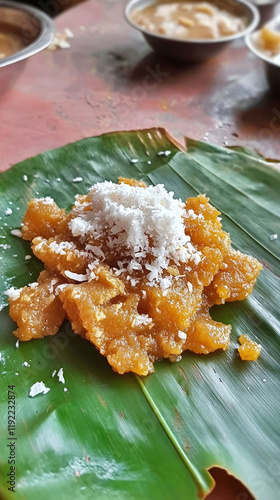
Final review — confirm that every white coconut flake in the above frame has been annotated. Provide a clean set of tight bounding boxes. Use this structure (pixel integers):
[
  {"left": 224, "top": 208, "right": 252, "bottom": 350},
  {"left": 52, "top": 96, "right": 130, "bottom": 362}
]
[
  {"left": 15, "top": 340, "right": 19, "bottom": 348},
  {"left": 170, "top": 354, "right": 182, "bottom": 362},
  {"left": 72, "top": 176, "right": 83, "bottom": 183},
  {"left": 178, "top": 330, "right": 187, "bottom": 340},
  {"left": 52, "top": 370, "right": 57, "bottom": 377},
  {"left": 55, "top": 283, "right": 69, "bottom": 295},
  {"left": 64, "top": 28, "right": 74, "bottom": 38},
  {"left": 65, "top": 270, "right": 88, "bottom": 282},
  {"left": 22, "top": 174, "right": 28, "bottom": 182},
  {"left": 129, "top": 278, "right": 140, "bottom": 287},
  {"left": 29, "top": 381, "right": 50, "bottom": 397},
  {"left": 57, "top": 368, "right": 65, "bottom": 384},
  {"left": 22, "top": 361, "right": 30, "bottom": 367},
  {"left": 29, "top": 282, "right": 39, "bottom": 289},
  {"left": 37, "top": 197, "right": 54, "bottom": 205},
  {"left": 69, "top": 182, "right": 201, "bottom": 288},
  {"left": 48, "top": 279, "right": 58, "bottom": 294},
  {"left": 160, "top": 277, "right": 173, "bottom": 290},
  {"left": 48, "top": 32, "right": 71, "bottom": 50},
  {"left": 5, "top": 208, "right": 12, "bottom": 216},
  {"left": 269, "top": 234, "right": 278, "bottom": 241},
  {"left": 187, "top": 282, "right": 193, "bottom": 293},
  {"left": 10, "top": 229, "right": 22, "bottom": 238},
  {"left": 5, "top": 287, "right": 23, "bottom": 301},
  {"left": 193, "top": 253, "right": 201, "bottom": 265},
  {"left": 25, "top": 255, "right": 32, "bottom": 261},
  {"left": 64, "top": 387, "right": 68, "bottom": 392},
  {"left": 186, "top": 209, "right": 204, "bottom": 221},
  {"left": 85, "top": 244, "right": 105, "bottom": 260},
  {"left": 133, "top": 314, "right": 152, "bottom": 327},
  {"left": 49, "top": 240, "right": 75, "bottom": 255}
]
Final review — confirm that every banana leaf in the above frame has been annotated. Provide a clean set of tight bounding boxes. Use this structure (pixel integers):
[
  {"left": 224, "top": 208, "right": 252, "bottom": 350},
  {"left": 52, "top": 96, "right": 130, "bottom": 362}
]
[{"left": 0, "top": 128, "right": 279, "bottom": 500}]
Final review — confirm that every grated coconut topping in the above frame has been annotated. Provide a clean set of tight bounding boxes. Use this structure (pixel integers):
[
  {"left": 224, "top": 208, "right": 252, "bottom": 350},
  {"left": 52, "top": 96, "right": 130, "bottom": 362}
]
[
  {"left": 36, "top": 197, "right": 54, "bottom": 205},
  {"left": 29, "top": 381, "right": 50, "bottom": 397},
  {"left": 57, "top": 367, "right": 65, "bottom": 384},
  {"left": 69, "top": 181, "right": 201, "bottom": 288},
  {"left": 5, "top": 287, "right": 23, "bottom": 301},
  {"left": 10, "top": 229, "right": 22, "bottom": 238}
]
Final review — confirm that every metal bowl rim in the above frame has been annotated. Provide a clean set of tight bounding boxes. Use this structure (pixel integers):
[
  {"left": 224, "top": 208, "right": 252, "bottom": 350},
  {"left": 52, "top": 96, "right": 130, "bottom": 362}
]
[{"left": 0, "top": 0, "right": 55, "bottom": 68}]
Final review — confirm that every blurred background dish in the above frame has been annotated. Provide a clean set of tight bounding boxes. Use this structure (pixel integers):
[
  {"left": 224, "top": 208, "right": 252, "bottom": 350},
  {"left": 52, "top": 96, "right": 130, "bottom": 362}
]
[
  {"left": 246, "top": 15, "right": 280, "bottom": 92},
  {"left": 125, "top": 0, "right": 260, "bottom": 61},
  {"left": 0, "top": 0, "right": 55, "bottom": 68},
  {"left": 248, "top": 0, "right": 280, "bottom": 26}
]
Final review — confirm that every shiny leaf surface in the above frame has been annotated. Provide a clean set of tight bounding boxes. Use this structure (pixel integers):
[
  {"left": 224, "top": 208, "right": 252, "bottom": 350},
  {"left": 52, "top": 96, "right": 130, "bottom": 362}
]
[{"left": 0, "top": 129, "right": 279, "bottom": 500}]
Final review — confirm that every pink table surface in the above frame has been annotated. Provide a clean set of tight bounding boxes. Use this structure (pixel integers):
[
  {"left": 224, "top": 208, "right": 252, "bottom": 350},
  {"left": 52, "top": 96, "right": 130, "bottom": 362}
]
[{"left": 1, "top": 0, "right": 280, "bottom": 173}]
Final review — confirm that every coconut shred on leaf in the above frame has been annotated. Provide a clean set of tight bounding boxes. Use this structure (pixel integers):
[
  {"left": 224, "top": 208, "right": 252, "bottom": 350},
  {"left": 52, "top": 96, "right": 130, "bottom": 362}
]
[{"left": 69, "top": 181, "right": 201, "bottom": 286}]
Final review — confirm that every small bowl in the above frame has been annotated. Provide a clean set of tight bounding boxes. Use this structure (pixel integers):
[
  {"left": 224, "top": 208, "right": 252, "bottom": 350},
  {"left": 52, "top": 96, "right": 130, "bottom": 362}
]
[
  {"left": 124, "top": 0, "right": 260, "bottom": 62},
  {"left": 0, "top": 0, "right": 55, "bottom": 68},
  {"left": 249, "top": 0, "right": 280, "bottom": 26},
  {"left": 245, "top": 16, "right": 280, "bottom": 93}
]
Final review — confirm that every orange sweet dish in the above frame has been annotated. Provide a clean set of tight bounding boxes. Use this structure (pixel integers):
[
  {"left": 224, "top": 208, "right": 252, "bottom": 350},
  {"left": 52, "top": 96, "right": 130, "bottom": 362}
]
[
  {"left": 6, "top": 178, "right": 262, "bottom": 375},
  {"left": 238, "top": 335, "right": 261, "bottom": 361}
]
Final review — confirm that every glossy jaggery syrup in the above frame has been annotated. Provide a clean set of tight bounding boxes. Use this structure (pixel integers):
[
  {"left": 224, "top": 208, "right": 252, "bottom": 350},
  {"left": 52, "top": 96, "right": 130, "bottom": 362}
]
[
  {"left": 8, "top": 179, "right": 262, "bottom": 375},
  {"left": 9, "top": 270, "right": 66, "bottom": 341},
  {"left": 238, "top": 335, "right": 261, "bottom": 361}
]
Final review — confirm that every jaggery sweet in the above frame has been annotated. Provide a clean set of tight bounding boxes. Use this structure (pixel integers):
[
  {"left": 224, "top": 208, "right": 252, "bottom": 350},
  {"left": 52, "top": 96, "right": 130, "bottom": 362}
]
[
  {"left": 260, "top": 26, "right": 280, "bottom": 54},
  {"left": 238, "top": 334, "right": 261, "bottom": 361},
  {"left": 8, "top": 270, "right": 66, "bottom": 341},
  {"left": 6, "top": 179, "right": 262, "bottom": 375}
]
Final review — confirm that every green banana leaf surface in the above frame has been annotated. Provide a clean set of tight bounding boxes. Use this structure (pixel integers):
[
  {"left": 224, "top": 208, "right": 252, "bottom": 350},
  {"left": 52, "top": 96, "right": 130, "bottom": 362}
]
[{"left": 0, "top": 128, "right": 279, "bottom": 500}]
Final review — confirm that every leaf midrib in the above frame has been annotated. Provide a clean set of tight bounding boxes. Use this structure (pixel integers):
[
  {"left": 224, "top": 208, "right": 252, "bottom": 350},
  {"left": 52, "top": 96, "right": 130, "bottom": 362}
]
[{"left": 136, "top": 376, "right": 209, "bottom": 496}]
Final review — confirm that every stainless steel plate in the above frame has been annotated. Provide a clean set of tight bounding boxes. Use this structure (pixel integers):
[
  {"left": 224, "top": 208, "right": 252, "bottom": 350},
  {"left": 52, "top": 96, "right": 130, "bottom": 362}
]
[{"left": 0, "top": 0, "right": 55, "bottom": 68}]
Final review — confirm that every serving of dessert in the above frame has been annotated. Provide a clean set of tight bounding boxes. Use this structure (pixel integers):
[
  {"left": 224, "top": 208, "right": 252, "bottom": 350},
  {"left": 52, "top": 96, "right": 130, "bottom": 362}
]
[
  {"left": 246, "top": 17, "right": 280, "bottom": 91},
  {"left": 125, "top": 0, "right": 259, "bottom": 61},
  {"left": 129, "top": 0, "right": 248, "bottom": 40},
  {"left": 6, "top": 177, "right": 262, "bottom": 376},
  {"left": 249, "top": 22, "right": 280, "bottom": 63}
]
